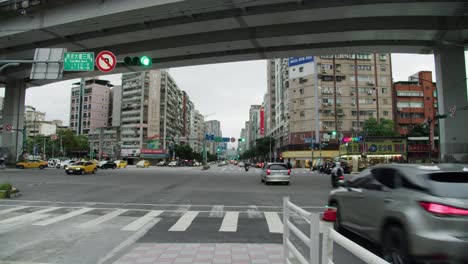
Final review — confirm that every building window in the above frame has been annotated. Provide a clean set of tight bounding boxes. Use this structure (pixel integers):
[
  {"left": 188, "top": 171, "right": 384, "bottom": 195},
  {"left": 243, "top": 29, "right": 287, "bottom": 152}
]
[
  {"left": 300, "top": 111, "right": 305, "bottom": 117},
  {"left": 379, "top": 54, "right": 387, "bottom": 61},
  {"left": 383, "top": 111, "right": 389, "bottom": 116},
  {"left": 299, "top": 67, "right": 304, "bottom": 72},
  {"left": 84, "top": 97, "right": 88, "bottom": 102},
  {"left": 397, "top": 101, "right": 423, "bottom": 108},
  {"left": 84, "top": 105, "right": 87, "bottom": 109},
  {"left": 434, "top": 102, "right": 438, "bottom": 108},
  {"left": 351, "top": 110, "right": 357, "bottom": 116},
  {"left": 380, "top": 65, "right": 387, "bottom": 71},
  {"left": 300, "top": 100, "right": 305, "bottom": 105},
  {"left": 380, "top": 76, "right": 388, "bottom": 83},
  {"left": 383, "top": 99, "right": 389, "bottom": 105},
  {"left": 299, "top": 88, "right": 304, "bottom": 94},
  {"left": 433, "top": 90, "right": 437, "bottom": 97},
  {"left": 427, "top": 97, "right": 431, "bottom": 101},
  {"left": 396, "top": 91, "right": 423, "bottom": 97},
  {"left": 381, "top": 87, "right": 388, "bottom": 94}
]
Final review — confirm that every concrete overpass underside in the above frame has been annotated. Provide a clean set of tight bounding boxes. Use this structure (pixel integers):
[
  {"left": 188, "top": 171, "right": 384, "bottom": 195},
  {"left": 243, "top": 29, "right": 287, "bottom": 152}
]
[{"left": 0, "top": 0, "right": 468, "bottom": 162}]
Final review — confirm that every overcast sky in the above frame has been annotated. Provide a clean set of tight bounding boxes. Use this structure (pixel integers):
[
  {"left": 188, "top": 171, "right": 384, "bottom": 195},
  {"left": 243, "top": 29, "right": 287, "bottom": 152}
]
[{"left": 1, "top": 53, "right": 467, "bottom": 140}]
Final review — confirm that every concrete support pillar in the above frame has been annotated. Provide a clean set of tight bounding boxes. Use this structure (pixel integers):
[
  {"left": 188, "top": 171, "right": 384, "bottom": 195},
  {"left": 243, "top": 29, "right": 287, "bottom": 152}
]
[
  {"left": 434, "top": 46, "right": 468, "bottom": 162},
  {"left": 1, "top": 79, "right": 26, "bottom": 164}
]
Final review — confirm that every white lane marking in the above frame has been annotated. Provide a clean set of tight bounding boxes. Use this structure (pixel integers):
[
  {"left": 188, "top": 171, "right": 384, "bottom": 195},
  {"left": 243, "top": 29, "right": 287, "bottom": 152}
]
[
  {"left": 121, "top": 210, "right": 163, "bottom": 231},
  {"left": 33, "top": 207, "right": 94, "bottom": 226},
  {"left": 0, "top": 214, "right": 51, "bottom": 234},
  {"left": 0, "top": 206, "right": 29, "bottom": 215},
  {"left": 219, "top": 211, "right": 239, "bottom": 232},
  {"left": 78, "top": 209, "right": 128, "bottom": 228},
  {"left": 0, "top": 207, "right": 59, "bottom": 224},
  {"left": 168, "top": 211, "right": 199, "bottom": 231},
  {"left": 209, "top": 205, "right": 224, "bottom": 218},
  {"left": 169, "top": 204, "right": 190, "bottom": 216},
  {"left": 247, "top": 205, "right": 262, "bottom": 218},
  {"left": 264, "top": 212, "right": 283, "bottom": 233}
]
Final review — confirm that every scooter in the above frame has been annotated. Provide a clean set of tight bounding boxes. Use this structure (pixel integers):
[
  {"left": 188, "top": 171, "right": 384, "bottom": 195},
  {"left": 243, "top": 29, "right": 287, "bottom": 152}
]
[
  {"left": 244, "top": 166, "right": 249, "bottom": 172},
  {"left": 0, "top": 158, "right": 5, "bottom": 170}
]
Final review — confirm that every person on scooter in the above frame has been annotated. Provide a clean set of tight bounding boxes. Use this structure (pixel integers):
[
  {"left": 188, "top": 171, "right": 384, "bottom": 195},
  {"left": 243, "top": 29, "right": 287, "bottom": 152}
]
[
  {"left": 331, "top": 162, "right": 344, "bottom": 188},
  {"left": 244, "top": 161, "right": 250, "bottom": 171}
]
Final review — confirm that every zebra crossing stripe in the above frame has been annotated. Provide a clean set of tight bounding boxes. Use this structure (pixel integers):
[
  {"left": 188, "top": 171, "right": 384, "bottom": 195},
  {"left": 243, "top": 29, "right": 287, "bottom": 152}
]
[
  {"left": 0, "top": 207, "right": 60, "bottom": 224},
  {"left": 247, "top": 205, "right": 262, "bottom": 218},
  {"left": 121, "top": 210, "right": 163, "bottom": 231},
  {"left": 78, "top": 209, "right": 128, "bottom": 228},
  {"left": 0, "top": 206, "right": 29, "bottom": 215},
  {"left": 219, "top": 211, "right": 239, "bottom": 232},
  {"left": 169, "top": 211, "right": 199, "bottom": 232},
  {"left": 34, "top": 208, "right": 94, "bottom": 226},
  {"left": 209, "top": 205, "right": 224, "bottom": 218},
  {"left": 264, "top": 212, "right": 283, "bottom": 233}
]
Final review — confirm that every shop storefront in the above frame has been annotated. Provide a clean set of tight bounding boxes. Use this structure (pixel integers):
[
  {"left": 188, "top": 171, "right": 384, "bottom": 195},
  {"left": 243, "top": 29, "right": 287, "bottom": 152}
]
[
  {"left": 282, "top": 150, "right": 340, "bottom": 168},
  {"left": 339, "top": 137, "right": 407, "bottom": 172}
]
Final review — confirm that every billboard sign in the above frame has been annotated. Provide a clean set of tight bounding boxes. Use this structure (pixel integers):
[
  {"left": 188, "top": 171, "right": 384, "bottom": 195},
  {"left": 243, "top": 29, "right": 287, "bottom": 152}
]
[
  {"left": 259, "top": 106, "right": 265, "bottom": 135},
  {"left": 288, "top": 56, "right": 314, "bottom": 67}
]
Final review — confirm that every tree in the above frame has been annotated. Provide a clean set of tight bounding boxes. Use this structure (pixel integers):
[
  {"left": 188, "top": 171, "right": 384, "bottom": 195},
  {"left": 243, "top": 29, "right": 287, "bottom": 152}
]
[
  {"left": 407, "top": 124, "right": 429, "bottom": 137},
  {"left": 362, "top": 117, "right": 399, "bottom": 137},
  {"left": 174, "top": 144, "right": 194, "bottom": 160},
  {"left": 255, "top": 136, "right": 274, "bottom": 159}
]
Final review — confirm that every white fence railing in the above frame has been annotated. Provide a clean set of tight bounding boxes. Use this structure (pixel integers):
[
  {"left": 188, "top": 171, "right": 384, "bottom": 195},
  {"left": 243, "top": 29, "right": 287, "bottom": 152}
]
[{"left": 283, "top": 197, "right": 390, "bottom": 264}]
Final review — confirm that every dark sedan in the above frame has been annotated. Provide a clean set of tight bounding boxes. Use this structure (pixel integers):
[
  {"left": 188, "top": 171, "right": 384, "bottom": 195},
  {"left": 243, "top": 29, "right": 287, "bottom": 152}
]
[{"left": 97, "top": 160, "right": 117, "bottom": 169}]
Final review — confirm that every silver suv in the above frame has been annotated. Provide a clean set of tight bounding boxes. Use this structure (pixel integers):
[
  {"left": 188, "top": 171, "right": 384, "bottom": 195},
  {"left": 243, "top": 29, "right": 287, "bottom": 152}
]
[{"left": 328, "top": 164, "right": 468, "bottom": 264}]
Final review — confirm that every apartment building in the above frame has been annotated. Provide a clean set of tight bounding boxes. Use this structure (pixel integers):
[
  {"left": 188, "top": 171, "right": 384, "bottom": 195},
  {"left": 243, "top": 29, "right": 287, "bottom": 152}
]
[
  {"left": 120, "top": 70, "right": 193, "bottom": 161},
  {"left": 191, "top": 111, "right": 205, "bottom": 153},
  {"left": 393, "top": 71, "right": 437, "bottom": 135},
  {"left": 205, "top": 120, "right": 221, "bottom": 155},
  {"left": 69, "top": 78, "right": 112, "bottom": 135},
  {"left": 110, "top": 85, "right": 122, "bottom": 127},
  {"left": 268, "top": 54, "right": 392, "bottom": 150}
]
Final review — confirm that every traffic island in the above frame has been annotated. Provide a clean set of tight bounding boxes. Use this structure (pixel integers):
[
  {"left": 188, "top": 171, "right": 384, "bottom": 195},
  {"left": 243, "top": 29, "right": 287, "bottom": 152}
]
[{"left": 0, "top": 182, "right": 20, "bottom": 199}]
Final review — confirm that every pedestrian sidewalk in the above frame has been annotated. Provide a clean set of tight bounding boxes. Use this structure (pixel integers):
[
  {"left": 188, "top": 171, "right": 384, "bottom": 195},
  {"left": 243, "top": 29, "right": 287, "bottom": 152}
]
[{"left": 113, "top": 243, "right": 283, "bottom": 264}]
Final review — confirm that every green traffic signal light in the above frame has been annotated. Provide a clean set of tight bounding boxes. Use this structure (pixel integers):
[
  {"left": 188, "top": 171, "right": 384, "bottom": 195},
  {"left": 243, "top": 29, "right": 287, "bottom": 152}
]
[
  {"left": 332, "top": 131, "right": 337, "bottom": 136},
  {"left": 140, "top": 56, "right": 152, "bottom": 66},
  {"left": 123, "top": 56, "right": 152, "bottom": 67},
  {"left": 241, "top": 138, "right": 245, "bottom": 142}
]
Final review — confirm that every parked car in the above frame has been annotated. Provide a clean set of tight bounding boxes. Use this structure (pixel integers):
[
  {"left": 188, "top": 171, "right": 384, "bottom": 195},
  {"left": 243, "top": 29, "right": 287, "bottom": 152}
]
[
  {"left": 260, "top": 163, "right": 291, "bottom": 184},
  {"left": 16, "top": 159, "right": 48, "bottom": 169},
  {"left": 66, "top": 161, "right": 97, "bottom": 175},
  {"left": 98, "top": 160, "right": 117, "bottom": 169},
  {"left": 136, "top": 160, "right": 150, "bottom": 168},
  {"left": 238, "top": 162, "right": 245, "bottom": 167},
  {"left": 328, "top": 164, "right": 468, "bottom": 264},
  {"left": 114, "top": 160, "right": 127, "bottom": 169},
  {"left": 156, "top": 161, "right": 167, "bottom": 166},
  {"left": 168, "top": 161, "right": 178, "bottom": 167}
]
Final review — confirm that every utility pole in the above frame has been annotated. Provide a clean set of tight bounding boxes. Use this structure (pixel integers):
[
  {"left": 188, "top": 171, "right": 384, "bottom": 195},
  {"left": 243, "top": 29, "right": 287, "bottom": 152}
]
[
  {"left": 313, "top": 56, "right": 321, "bottom": 166},
  {"left": 43, "top": 136, "right": 46, "bottom": 160}
]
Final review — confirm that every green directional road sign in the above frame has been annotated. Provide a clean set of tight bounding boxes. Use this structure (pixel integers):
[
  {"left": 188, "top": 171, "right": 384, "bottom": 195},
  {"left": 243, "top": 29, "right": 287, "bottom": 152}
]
[{"left": 63, "top": 52, "right": 94, "bottom": 71}]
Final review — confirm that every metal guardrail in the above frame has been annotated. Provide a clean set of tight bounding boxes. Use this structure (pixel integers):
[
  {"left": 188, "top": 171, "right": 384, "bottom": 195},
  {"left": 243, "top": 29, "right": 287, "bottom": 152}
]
[{"left": 283, "top": 197, "right": 390, "bottom": 264}]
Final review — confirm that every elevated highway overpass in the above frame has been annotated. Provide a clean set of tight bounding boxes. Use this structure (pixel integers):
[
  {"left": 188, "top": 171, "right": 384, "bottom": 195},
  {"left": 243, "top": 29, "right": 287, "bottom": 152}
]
[{"left": 1, "top": 0, "right": 467, "bottom": 162}]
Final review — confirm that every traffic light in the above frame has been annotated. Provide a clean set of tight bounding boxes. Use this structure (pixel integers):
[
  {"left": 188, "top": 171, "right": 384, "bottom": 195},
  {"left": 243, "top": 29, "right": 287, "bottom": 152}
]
[
  {"left": 332, "top": 131, "right": 337, "bottom": 136},
  {"left": 217, "top": 148, "right": 220, "bottom": 152},
  {"left": 123, "top": 56, "right": 153, "bottom": 67},
  {"left": 241, "top": 138, "right": 246, "bottom": 142},
  {"left": 239, "top": 148, "right": 242, "bottom": 151}
]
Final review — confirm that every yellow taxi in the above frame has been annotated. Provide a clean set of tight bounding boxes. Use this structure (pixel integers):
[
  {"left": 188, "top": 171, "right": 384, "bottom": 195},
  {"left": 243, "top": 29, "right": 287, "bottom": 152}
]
[
  {"left": 16, "top": 160, "right": 48, "bottom": 169},
  {"left": 115, "top": 160, "right": 127, "bottom": 169},
  {"left": 136, "top": 160, "right": 150, "bottom": 168},
  {"left": 66, "top": 161, "right": 97, "bottom": 175}
]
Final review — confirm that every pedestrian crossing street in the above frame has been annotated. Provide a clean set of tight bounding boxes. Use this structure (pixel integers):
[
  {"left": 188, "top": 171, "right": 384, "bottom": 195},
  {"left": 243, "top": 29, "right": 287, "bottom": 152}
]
[{"left": 0, "top": 203, "right": 316, "bottom": 235}]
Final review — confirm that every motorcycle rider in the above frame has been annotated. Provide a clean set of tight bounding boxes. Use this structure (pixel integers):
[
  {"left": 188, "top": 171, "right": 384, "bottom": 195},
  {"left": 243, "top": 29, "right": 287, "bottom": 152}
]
[
  {"left": 0, "top": 153, "right": 5, "bottom": 169},
  {"left": 331, "top": 162, "right": 344, "bottom": 188},
  {"left": 244, "top": 161, "right": 250, "bottom": 171}
]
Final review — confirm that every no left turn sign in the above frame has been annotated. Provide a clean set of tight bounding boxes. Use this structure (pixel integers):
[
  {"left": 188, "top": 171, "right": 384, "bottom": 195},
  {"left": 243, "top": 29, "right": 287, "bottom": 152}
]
[{"left": 96, "top": 51, "right": 117, "bottom": 73}]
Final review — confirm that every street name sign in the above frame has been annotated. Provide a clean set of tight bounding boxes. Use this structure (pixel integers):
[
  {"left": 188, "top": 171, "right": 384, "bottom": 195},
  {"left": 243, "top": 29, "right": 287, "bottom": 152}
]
[{"left": 63, "top": 52, "right": 94, "bottom": 71}]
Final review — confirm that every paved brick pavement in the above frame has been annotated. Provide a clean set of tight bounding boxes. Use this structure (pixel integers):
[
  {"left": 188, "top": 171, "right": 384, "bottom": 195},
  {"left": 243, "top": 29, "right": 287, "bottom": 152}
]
[{"left": 113, "top": 243, "right": 283, "bottom": 264}]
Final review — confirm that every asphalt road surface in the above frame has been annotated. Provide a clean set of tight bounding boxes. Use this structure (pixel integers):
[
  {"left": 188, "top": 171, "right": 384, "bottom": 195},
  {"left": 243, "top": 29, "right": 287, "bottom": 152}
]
[{"left": 0, "top": 164, "right": 370, "bottom": 264}]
